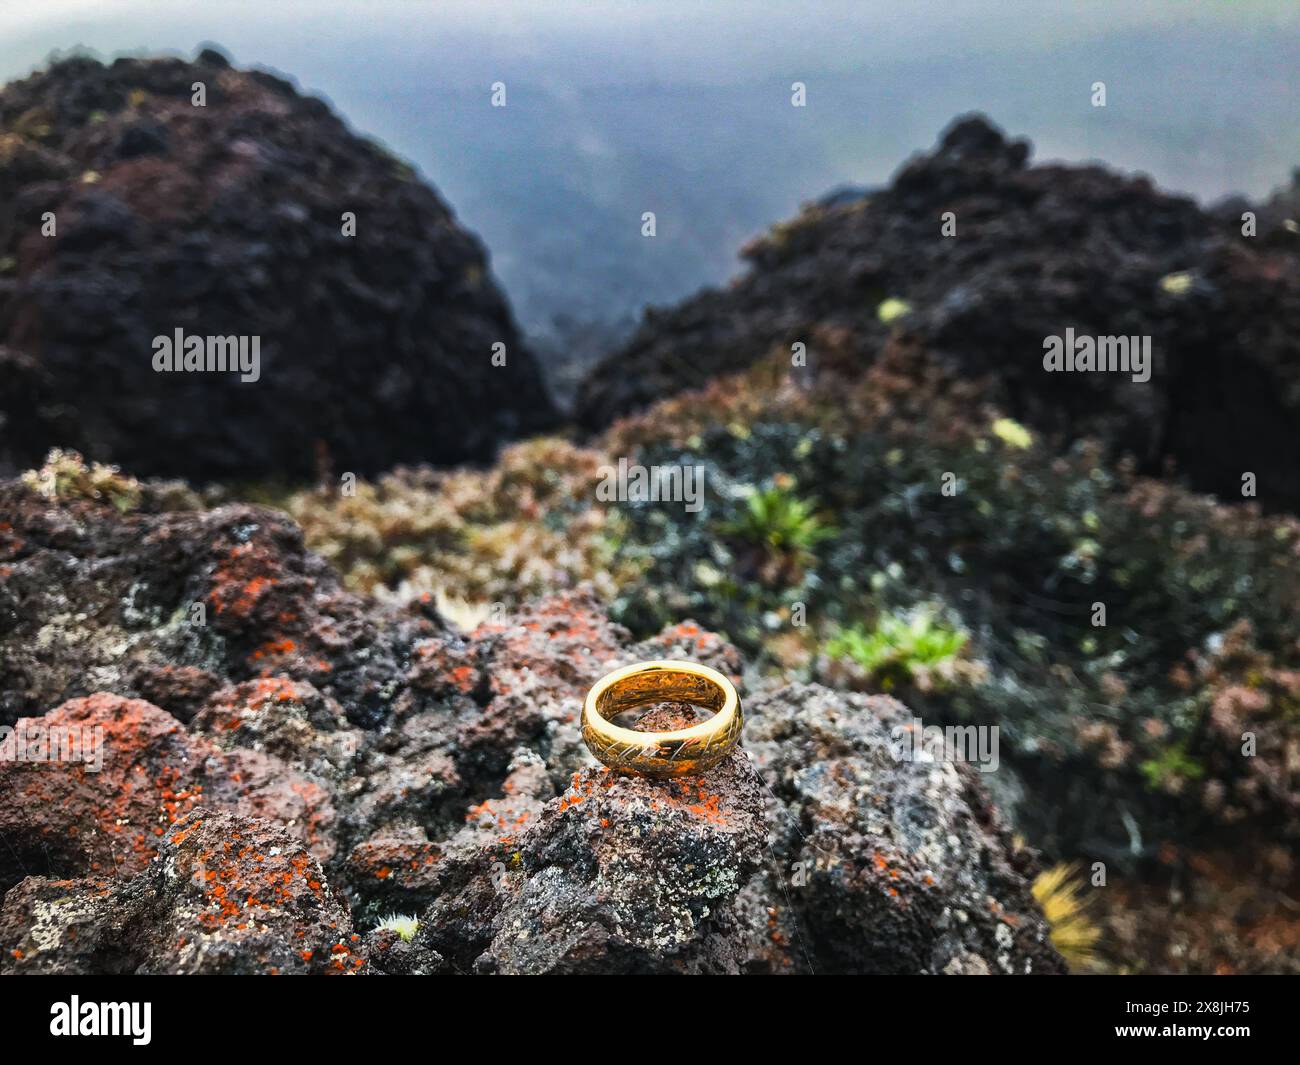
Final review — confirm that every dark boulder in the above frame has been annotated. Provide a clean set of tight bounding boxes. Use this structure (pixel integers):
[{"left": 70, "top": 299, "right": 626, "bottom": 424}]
[
  {"left": 0, "top": 692, "right": 338, "bottom": 896},
  {"left": 0, "top": 51, "right": 557, "bottom": 481}
]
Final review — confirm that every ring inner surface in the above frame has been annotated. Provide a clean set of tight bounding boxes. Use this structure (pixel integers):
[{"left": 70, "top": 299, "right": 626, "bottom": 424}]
[{"left": 597, "top": 670, "right": 724, "bottom": 726}]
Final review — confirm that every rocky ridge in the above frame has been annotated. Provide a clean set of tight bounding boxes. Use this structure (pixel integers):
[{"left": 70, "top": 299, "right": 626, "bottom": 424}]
[
  {"left": 0, "top": 470, "right": 1063, "bottom": 973},
  {"left": 577, "top": 115, "right": 1300, "bottom": 509}
]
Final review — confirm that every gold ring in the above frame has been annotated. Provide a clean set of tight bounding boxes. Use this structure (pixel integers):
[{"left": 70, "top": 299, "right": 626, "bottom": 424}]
[{"left": 581, "top": 660, "right": 743, "bottom": 777}]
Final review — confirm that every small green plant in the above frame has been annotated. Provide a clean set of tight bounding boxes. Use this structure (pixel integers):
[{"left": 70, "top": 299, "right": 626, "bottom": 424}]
[
  {"left": 722, "top": 482, "right": 834, "bottom": 557},
  {"left": 375, "top": 913, "right": 419, "bottom": 942},
  {"left": 1138, "top": 741, "right": 1205, "bottom": 793},
  {"left": 826, "top": 608, "right": 968, "bottom": 689},
  {"left": 719, "top": 481, "right": 835, "bottom": 587}
]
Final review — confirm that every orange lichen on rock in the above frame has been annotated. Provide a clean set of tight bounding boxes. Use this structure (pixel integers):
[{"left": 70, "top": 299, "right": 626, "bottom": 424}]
[
  {"left": 249, "top": 638, "right": 297, "bottom": 663},
  {"left": 209, "top": 543, "right": 277, "bottom": 617},
  {"left": 0, "top": 693, "right": 340, "bottom": 889}
]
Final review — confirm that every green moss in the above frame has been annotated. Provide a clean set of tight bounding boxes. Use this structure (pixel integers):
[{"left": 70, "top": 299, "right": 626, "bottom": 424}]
[
  {"left": 1138, "top": 742, "right": 1206, "bottom": 793},
  {"left": 826, "top": 609, "right": 968, "bottom": 688}
]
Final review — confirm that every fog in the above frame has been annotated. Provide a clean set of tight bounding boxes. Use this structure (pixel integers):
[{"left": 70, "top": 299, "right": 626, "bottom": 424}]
[{"left": 3, "top": 1, "right": 1296, "bottom": 343}]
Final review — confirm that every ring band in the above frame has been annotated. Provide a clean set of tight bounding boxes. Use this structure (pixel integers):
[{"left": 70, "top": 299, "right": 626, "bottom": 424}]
[{"left": 581, "top": 660, "right": 743, "bottom": 777}]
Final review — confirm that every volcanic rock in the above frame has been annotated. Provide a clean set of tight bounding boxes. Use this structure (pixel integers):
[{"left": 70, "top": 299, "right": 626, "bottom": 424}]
[
  {"left": 0, "top": 50, "right": 556, "bottom": 481},
  {"left": 0, "top": 810, "right": 362, "bottom": 974},
  {"left": 0, "top": 691, "right": 341, "bottom": 896},
  {"left": 0, "top": 468, "right": 1063, "bottom": 973},
  {"left": 742, "top": 684, "right": 1064, "bottom": 974},
  {"left": 576, "top": 114, "right": 1300, "bottom": 509},
  {"left": 0, "top": 471, "right": 433, "bottom": 729}
]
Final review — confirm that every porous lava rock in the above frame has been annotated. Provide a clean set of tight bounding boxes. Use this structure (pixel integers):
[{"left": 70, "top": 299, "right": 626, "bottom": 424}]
[
  {"left": 0, "top": 471, "right": 1063, "bottom": 973},
  {"left": 415, "top": 745, "right": 768, "bottom": 974},
  {"left": 0, "top": 49, "right": 556, "bottom": 480},
  {"left": 577, "top": 114, "right": 1300, "bottom": 509},
  {"left": 0, "top": 473, "right": 432, "bottom": 729},
  {"left": 0, "top": 692, "right": 336, "bottom": 896},
  {"left": 742, "top": 685, "right": 1065, "bottom": 974},
  {"left": 0, "top": 810, "right": 363, "bottom": 974}
]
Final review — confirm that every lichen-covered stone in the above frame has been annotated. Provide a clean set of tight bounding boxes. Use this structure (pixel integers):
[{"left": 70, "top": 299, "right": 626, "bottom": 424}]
[
  {"left": 418, "top": 751, "right": 767, "bottom": 974},
  {"left": 0, "top": 693, "right": 337, "bottom": 895},
  {"left": 0, "top": 477, "right": 434, "bottom": 729},
  {"left": 0, "top": 473, "right": 1063, "bottom": 974},
  {"left": 192, "top": 677, "right": 361, "bottom": 783},
  {"left": 742, "top": 684, "right": 1066, "bottom": 974},
  {"left": 0, "top": 811, "right": 361, "bottom": 974}
]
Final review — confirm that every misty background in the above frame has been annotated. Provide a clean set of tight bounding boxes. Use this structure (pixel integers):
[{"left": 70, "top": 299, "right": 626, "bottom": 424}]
[{"left": 3, "top": 1, "right": 1297, "bottom": 400}]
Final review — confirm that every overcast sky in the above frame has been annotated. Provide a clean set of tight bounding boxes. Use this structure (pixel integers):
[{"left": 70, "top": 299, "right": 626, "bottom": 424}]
[{"left": 3, "top": 1, "right": 1296, "bottom": 89}]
